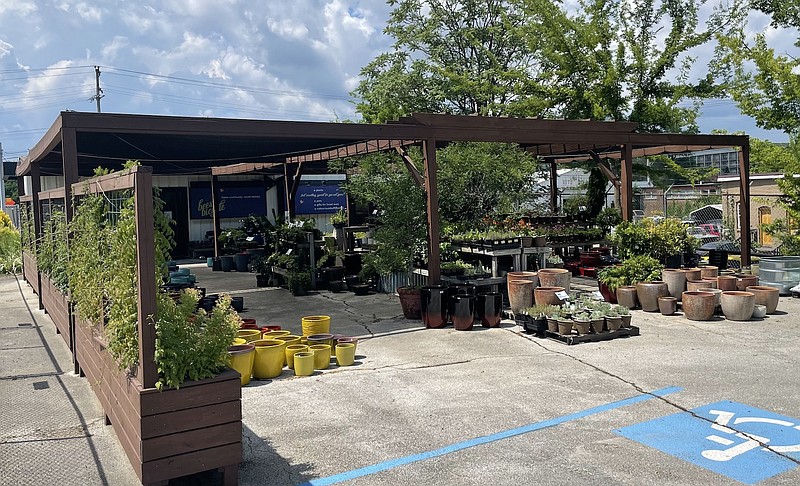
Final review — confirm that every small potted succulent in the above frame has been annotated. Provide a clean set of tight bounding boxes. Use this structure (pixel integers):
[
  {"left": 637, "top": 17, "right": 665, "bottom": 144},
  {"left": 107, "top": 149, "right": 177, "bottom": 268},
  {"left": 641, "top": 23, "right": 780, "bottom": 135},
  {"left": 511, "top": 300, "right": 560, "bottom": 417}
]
[
  {"left": 605, "top": 308, "right": 622, "bottom": 331},
  {"left": 572, "top": 311, "right": 591, "bottom": 335},
  {"left": 590, "top": 309, "right": 605, "bottom": 333},
  {"left": 617, "top": 305, "right": 632, "bottom": 327}
]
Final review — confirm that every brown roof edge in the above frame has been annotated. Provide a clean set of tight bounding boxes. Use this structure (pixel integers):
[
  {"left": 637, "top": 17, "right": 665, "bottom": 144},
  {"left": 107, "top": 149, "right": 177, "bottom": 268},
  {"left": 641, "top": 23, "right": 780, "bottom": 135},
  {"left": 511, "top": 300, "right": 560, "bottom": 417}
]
[{"left": 16, "top": 112, "right": 65, "bottom": 176}]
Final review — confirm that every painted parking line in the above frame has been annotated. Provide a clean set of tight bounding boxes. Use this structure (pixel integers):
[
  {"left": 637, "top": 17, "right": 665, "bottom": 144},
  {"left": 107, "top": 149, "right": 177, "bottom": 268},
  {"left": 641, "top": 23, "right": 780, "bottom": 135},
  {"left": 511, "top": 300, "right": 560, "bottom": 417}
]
[
  {"left": 616, "top": 400, "right": 800, "bottom": 484},
  {"left": 298, "top": 386, "right": 682, "bottom": 486}
]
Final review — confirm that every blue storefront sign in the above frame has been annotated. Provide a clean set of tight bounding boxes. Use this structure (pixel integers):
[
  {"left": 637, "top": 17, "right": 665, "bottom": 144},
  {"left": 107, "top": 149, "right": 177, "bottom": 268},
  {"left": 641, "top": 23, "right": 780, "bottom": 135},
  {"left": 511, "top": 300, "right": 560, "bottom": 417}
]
[
  {"left": 189, "top": 183, "right": 266, "bottom": 219},
  {"left": 294, "top": 181, "right": 346, "bottom": 215},
  {"left": 615, "top": 400, "right": 800, "bottom": 484}
]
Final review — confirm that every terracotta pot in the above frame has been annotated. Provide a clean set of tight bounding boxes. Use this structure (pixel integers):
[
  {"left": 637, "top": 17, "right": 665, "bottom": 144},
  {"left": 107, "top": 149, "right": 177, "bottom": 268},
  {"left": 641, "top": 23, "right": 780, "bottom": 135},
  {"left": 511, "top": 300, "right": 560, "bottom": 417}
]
[
  {"left": 508, "top": 279, "right": 535, "bottom": 313},
  {"left": 534, "top": 286, "right": 566, "bottom": 307},
  {"left": 507, "top": 272, "right": 538, "bottom": 288},
  {"left": 616, "top": 286, "right": 639, "bottom": 309},
  {"left": 717, "top": 275, "right": 738, "bottom": 291},
  {"left": 721, "top": 291, "right": 755, "bottom": 321},
  {"left": 546, "top": 317, "right": 559, "bottom": 333},
  {"left": 398, "top": 287, "right": 422, "bottom": 320},
  {"left": 700, "top": 266, "right": 719, "bottom": 279},
  {"left": 701, "top": 288, "right": 723, "bottom": 307},
  {"left": 658, "top": 296, "right": 677, "bottom": 315},
  {"left": 686, "top": 280, "right": 713, "bottom": 292},
  {"left": 700, "top": 278, "right": 719, "bottom": 289},
  {"left": 636, "top": 281, "right": 670, "bottom": 312},
  {"left": 662, "top": 269, "right": 687, "bottom": 301},
  {"left": 682, "top": 268, "right": 702, "bottom": 282},
  {"left": 736, "top": 275, "right": 759, "bottom": 291},
  {"left": 681, "top": 291, "right": 717, "bottom": 321},
  {"left": 538, "top": 268, "right": 571, "bottom": 291},
  {"left": 745, "top": 285, "right": 779, "bottom": 314}
]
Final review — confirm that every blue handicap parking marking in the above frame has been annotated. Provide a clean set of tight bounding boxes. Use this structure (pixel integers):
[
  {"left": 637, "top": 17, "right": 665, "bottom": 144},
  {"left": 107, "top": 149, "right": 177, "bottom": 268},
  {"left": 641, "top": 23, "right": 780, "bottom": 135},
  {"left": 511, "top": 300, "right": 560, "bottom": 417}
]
[{"left": 615, "top": 401, "right": 800, "bottom": 484}]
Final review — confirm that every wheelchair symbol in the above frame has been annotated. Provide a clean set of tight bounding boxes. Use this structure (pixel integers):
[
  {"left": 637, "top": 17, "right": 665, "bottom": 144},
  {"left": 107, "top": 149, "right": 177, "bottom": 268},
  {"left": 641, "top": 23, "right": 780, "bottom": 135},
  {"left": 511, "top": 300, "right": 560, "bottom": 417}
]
[{"left": 702, "top": 409, "right": 800, "bottom": 461}]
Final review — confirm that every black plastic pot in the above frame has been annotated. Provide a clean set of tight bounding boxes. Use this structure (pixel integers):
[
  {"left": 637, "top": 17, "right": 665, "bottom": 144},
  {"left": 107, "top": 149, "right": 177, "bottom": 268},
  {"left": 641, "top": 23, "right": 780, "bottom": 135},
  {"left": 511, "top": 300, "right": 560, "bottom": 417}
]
[
  {"left": 329, "top": 280, "right": 343, "bottom": 293},
  {"left": 476, "top": 292, "right": 502, "bottom": 328},
  {"left": 421, "top": 285, "right": 448, "bottom": 329},
  {"left": 234, "top": 253, "right": 250, "bottom": 272},
  {"left": 231, "top": 296, "right": 244, "bottom": 312},
  {"left": 256, "top": 274, "right": 269, "bottom": 287},
  {"left": 220, "top": 255, "right": 235, "bottom": 272},
  {"left": 212, "top": 257, "right": 222, "bottom": 271}
]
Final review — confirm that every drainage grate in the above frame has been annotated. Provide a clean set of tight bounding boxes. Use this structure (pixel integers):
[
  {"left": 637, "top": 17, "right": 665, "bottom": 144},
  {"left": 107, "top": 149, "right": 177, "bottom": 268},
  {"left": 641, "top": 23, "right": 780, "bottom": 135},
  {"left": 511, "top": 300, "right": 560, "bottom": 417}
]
[
  {"left": 32, "top": 381, "right": 49, "bottom": 390},
  {"left": 18, "top": 323, "right": 33, "bottom": 328}
]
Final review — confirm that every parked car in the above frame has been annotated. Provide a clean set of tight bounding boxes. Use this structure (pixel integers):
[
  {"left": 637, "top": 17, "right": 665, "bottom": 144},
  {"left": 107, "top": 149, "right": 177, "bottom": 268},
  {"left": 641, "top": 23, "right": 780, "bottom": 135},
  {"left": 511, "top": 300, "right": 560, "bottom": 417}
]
[{"left": 699, "top": 223, "right": 722, "bottom": 237}]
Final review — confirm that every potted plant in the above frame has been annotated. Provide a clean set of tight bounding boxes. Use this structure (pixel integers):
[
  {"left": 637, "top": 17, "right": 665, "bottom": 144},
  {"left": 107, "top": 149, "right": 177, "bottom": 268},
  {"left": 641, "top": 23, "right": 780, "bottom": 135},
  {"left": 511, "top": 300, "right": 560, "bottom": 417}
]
[
  {"left": 546, "top": 254, "right": 563, "bottom": 268},
  {"left": 331, "top": 207, "right": 348, "bottom": 228},
  {"left": 288, "top": 269, "right": 312, "bottom": 296},
  {"left": 572, "top": 311, "right": 591, "bottom": 334},
  {"left": 590, "top": 309, "right": 605, "bottom": 333},
  {"left": 250, "top": 256, "right": 271, "bottom": 287},
  {"left": 605, "top": 308, "right": 622, "bottom": 331},
  {"left": 617, "top": 305, "right": 632, "bottom": 327}
]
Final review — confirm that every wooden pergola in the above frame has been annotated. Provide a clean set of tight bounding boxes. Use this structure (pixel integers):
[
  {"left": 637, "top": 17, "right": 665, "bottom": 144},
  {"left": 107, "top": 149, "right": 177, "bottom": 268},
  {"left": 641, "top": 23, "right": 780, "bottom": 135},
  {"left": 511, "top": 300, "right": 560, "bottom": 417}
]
[{"left": 17, "top": 111, "right": 751, "bottom": 283}]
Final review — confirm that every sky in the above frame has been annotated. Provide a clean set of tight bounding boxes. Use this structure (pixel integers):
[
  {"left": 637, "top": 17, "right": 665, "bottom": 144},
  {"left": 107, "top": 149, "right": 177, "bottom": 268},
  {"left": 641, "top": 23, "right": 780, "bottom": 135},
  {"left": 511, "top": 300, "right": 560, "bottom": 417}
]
[{"left": 0, "top": 0, "right": 794, "bottom": 164}]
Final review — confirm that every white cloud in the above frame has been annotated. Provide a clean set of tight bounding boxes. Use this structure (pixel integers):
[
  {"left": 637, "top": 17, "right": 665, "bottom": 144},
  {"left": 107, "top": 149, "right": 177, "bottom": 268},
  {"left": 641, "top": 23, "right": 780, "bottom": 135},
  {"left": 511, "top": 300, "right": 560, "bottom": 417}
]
[
  {"left": 0, "top": 39, "right": 12, "bottom": 58},
  {"left": 101, "top": 36, "right": 129, "bottom": 61},
  {"left": 266, "top": 18, "right": 309, "bottom": 40},
  {"left": 75, "top": 2, "right": 103, "bottom": 22},
  {"left": 0, "top": 0, "right": 37, "bottom": 16}
]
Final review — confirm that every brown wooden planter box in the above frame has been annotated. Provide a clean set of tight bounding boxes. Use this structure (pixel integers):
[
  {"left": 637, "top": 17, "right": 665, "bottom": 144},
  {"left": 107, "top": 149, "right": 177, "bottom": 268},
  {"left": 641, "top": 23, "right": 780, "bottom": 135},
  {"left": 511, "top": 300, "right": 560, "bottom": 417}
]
[
  {"left": 22, "top": 250, "right": 39, "bottom": 295},
  {"left": 74, "top": 318, "right": 242, "bottom": 485},
  {"left": 40, "top": 274, "right": 72, "bottom": 351}
]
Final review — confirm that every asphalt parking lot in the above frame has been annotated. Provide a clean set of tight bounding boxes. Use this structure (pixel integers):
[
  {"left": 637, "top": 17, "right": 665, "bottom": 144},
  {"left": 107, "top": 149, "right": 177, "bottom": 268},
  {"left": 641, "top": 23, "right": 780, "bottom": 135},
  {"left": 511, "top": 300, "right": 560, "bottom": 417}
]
[{"left": 3, "top": 264, "right": 800, "bottom": 485}]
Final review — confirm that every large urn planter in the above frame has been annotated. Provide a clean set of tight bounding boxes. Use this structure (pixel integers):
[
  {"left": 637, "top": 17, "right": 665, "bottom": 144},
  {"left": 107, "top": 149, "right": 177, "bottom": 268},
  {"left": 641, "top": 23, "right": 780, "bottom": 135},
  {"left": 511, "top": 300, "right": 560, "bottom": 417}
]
[
  {"left": 476, "top": 292, "right": 503, "bottom": 328},
  {"left": 599, "top": 281, "right": 618, "bottom": 303},
  {"left": 451, "top": 295, "right": 476, "bottom": 331},
  {"left": 538, "top": 268, "right": 571, "bottom": 291},
  {"left": 736, "top": 275, "right": 759, "bottom": 291},
  {"left": 421, "top": 286, "right": 448, "bottom": 328},
  {"left": 616, "top": 286, "right": 638, "bottom": 309},
  {"left": 508, "top": 279, "right": 535, "bottom": 313},
  {"left": 662, "top": 269, "right": 687, "bottom": 301},
  {"left": 687, "top": 280, "right": 714, "bottom": 292},
  {"left": 721, "top": 291, "right": 756, "bottom": 321},
  {"left": 534, "top": 286, "right": 566, "bottom": 306},
  {"left": 717, "top": 275, "right": 738, "bottom": 291},
  {"left": 682, "top": 291, "right": 717, "bottom": 321},
  {"left": 397, "top": 286, "right": 422, "bottom": 320},
  {"left": 745, "top": 285, "right": 779, "bottom": 314},
  {"left": 700, "top": 266, "right": 719, "bottom": 279},
  {"left": 636, "top": 281, "right": 670, "bottom": 312},
  {"left": 507, "top": 271, "right": 539, "bottom": 288}
]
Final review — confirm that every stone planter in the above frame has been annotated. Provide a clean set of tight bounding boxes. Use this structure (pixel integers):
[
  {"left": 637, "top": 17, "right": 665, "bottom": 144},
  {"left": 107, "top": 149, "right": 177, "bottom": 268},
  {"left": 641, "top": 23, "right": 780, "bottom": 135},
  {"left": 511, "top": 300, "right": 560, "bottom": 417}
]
[
  {"left": 700, "top": 278, "right": 719, "bottom": 289},
  {"left": 616, "top": 286, "right": 639, "bottom": 309},
  {"left": 508, "top": 279, "right": 535, "bottom": 313},
  {"left": 745, "top": 285, "right": 779, "bottom": 314},
  {"left": 557, "top": 318, "right": 573, "bottom": 335},
  {"left": 721, "top": 291, "right": 756, "bottom": 321},
  {"left": 700, "top": 266, "right": 719, "bottom": 279},
  {"left": 605, "top": 315, "right": 622, "bottom": 331},
  {"left": 636, "top": 281, "right": 670, "bottom": 312},
  {"left": 736, "top": 275, "right": 759, "bottom": 291},
  {"left": 658, "top": 296, "right": 677, "bottom": 315},
  {"left": 534, "top": 286, "right": 566, "bottom": 307},
  {"left": 538, "top": 268, "right": 571, "bottom": 291},
  {"left": 573, "top": 318, "right": 591, "bottom": 335},
  {"left": 398, "top": 286, "right": 422, "bottom": 320},
  {"left": 662, "top": 269, "right": 687, "bottom": 301},
  {"left": 702, "top": 288, "right": 723, "bottom": 307},
  {"left": 686, "top": 279, "right": 713, "bottom": 292},
  {"left": 682, "top": 268, "right": 702, "bottom": 282},
  {"left": 507, "top": 271, "right": 538, "bottom": 288},
  {"left": 681, "top": 291, "right": 717, "bottom": 321},
  {"left": 717, "top": 275, "right": 738, "bottom": 291},
  {"left": 752, "top": 305, "right": 767, "bottom": 318}
]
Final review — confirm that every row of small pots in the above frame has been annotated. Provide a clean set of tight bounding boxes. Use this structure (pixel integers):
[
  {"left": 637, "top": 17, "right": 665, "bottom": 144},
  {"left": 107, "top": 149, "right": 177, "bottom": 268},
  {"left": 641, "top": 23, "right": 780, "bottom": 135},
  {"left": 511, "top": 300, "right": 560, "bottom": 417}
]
[
  {"left": 228, "top": 341, "right": 357, "bottom": 385},
  {"left": 541, "top": 313, "right": 632, "bottom": 336}
]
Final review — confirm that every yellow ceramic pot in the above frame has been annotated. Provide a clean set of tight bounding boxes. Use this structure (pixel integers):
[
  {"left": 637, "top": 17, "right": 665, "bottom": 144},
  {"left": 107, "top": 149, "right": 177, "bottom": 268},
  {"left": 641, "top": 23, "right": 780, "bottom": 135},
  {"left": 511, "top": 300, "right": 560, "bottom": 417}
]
[
  {"left": 285, "top": 344, "right": 308, "bottom": 370},
  {"left": 294, "top": 351, "right": 315, "bottom": 377},
  {"left": 301, "top": 315, "right": 331, "bottom": 336},
  {"left": 261, "top": 330, "right": 291, "bottom": 340},
  {"left": 335, "top": 343, "right": 356, "bottom": 367},
  {"left": 273, "top": 335, "right": 302, "bottom": 365},
  {"left": 227, "top": 344, "right": 255, "bottom": 386},
  {"left": 309, "top": 344, "right": 331, "bottom": 370},
  {"left": 251, "top": 339, "right": 286, "bottom": 379},
  {"left": 236, "top": 329, "right": 262, "bottom": 343},
  {"left": 231, "top": 337, "right": 247, "bottom": 346}
]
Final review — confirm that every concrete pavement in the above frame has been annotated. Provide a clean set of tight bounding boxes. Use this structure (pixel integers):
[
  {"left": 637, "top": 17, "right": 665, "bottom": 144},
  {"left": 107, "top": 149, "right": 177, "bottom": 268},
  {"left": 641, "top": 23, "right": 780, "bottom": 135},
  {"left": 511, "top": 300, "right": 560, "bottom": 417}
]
[{"left": 3, "top": 264, "right": 800, "bottom": 485}]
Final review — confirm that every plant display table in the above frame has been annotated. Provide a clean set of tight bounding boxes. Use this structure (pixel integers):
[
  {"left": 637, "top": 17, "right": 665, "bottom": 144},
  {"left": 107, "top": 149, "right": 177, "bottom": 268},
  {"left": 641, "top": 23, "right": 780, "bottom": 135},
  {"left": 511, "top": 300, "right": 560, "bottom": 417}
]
[{"left": 454, "top": 245, "right": 552, "bottom": 276}]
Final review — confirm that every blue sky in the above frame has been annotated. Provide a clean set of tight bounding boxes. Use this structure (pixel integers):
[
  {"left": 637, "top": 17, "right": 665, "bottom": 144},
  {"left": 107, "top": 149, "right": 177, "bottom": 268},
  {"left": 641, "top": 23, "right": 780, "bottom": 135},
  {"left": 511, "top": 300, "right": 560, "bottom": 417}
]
[{"left": 0, "top": 1, "right": 793, "bottom": 163}]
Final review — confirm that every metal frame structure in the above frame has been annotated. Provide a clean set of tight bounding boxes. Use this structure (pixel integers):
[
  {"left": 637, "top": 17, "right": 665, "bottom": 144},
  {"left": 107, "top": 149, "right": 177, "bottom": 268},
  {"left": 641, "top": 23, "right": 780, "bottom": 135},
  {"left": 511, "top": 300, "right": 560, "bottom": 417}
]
[{"left": 17, "top": 111, "right": 752, "bottom": 285}]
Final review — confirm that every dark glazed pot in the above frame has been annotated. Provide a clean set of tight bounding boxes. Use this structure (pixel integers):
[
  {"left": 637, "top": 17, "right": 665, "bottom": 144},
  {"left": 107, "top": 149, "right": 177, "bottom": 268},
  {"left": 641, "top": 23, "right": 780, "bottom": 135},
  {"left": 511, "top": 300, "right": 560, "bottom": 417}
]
[
  {"left": 451, "top": 295, "right": 475, "bottom": 331},
  {"left": 421, "top": 286, "right": 448, "bottom": 329},
  {"left": 220, "top": 255, "right": 235, "bottom": 272},
  {"left": 476, "top": 292, "right": 502, "bottom": 328}
]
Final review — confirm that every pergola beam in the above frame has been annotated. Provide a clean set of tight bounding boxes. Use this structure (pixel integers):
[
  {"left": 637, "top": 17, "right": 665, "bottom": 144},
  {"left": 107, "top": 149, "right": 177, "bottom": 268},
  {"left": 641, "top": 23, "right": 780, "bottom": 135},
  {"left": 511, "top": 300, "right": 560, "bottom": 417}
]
[{"left": 395, "top": 147, "right": 425, "bottom": 187}]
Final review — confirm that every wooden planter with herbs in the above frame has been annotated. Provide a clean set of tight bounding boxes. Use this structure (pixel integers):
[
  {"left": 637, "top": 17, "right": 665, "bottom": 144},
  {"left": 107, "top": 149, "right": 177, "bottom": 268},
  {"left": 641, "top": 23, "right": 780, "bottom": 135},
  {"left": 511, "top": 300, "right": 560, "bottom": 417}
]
[
  {"left": 40, "top": 274, "right": 72, "bottom": 351},
  {"left": 21, "top": 249, "right": 39, "bottom": 296},
  {"left": 65, "top": 167, "right": 242, "bottom": 486}
]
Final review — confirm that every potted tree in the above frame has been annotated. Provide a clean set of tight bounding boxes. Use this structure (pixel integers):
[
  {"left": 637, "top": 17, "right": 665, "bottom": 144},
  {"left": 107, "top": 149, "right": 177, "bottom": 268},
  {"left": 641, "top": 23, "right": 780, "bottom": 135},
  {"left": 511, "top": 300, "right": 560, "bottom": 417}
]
[{"left": 250, "top": 256, "right": 271, "bottom": 287}]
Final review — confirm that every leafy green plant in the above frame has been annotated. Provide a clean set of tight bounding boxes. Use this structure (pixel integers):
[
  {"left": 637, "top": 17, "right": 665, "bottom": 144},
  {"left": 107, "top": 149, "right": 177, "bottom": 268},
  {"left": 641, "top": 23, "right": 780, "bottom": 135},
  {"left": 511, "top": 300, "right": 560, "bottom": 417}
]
[
  {"left": 611, "top": 218, "right": 697, "bottom": 261},
  {"left": 250, "top": 256, "right": 271, "bottom": 275},
  {"left": 288, "top": 270, "right": 312, "bottom": 294},
  {"left": 154, "top": 289, "right": 239, "bottom": 391},
  {"left": 0, "top": 225, "right": 21, "bottom": 274},
  {"left": 68, "top": 192, "right": 109, "bottom": 324},
  {"left": 595, "top": 207, "right": 622, "bottom": 231},
  {"left": 331, "top": 207, "right": 348, "bottom": 226},
  {"left": 597, "top": 255, "right": 664, "bottom": 292}
]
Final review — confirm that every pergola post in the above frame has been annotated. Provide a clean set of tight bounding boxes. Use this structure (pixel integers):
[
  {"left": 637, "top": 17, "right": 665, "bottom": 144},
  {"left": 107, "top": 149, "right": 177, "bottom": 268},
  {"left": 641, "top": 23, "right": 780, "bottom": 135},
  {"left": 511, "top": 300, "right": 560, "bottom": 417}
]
[
  {"left": 620, "top": 143, "right": 633, "bottom": 221},
  {"left": 133, "top": 168, "right": 158, "bottom": 388},
  {"left": 549, "top": 161, "right": 558, "bottom": 212},
  {"left": 61, "top": 127, "right": 78, "bottom": 221},
  {"left": 30, "top": 163, "right": 42, "bottom": 310},
  {"left": 739, "top": 141, "right": 751, "bottom": 267},
  {"left": 423, "top": 139, "right": 441, "bottom": 285},
  {"left": 211, "top": 175, "right": 221, "bottom": 257}
]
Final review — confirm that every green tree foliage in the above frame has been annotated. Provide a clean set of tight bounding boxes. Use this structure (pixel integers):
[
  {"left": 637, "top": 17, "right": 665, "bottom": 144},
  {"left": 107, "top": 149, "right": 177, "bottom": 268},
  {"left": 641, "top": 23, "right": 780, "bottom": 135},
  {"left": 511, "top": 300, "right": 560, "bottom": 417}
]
[
  {"left": 585, "top": 167, "right": 607, "bottom": 217},
  {"left": 0, "top": 211, "right": 20, "bottom": 274}
]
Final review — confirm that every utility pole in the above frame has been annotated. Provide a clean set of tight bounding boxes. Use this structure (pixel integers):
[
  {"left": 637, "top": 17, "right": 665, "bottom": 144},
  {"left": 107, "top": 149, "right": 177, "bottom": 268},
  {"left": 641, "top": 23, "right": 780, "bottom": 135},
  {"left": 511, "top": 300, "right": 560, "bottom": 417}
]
[{"left": 90, "top": 66, "right": 104, "bottom": 113}]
